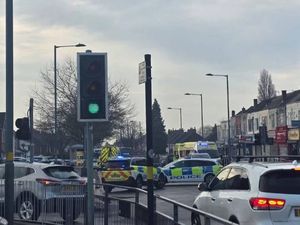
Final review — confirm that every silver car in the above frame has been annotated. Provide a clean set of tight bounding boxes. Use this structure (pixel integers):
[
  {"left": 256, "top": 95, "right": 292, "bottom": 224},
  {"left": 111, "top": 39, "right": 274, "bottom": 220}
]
[
  {"left": 192, "top": 159, "right": 300, "bottom": 225},
  {"left": 0, "top": 162, "right": 86, "bottom": 221}
]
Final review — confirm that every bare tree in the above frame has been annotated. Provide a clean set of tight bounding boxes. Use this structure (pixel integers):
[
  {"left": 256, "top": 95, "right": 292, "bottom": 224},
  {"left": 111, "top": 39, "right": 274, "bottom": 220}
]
[
  {"left": 32, "top": 57, "right": 135, "bottom": 152},
  {"left": 258, "top": 69, "right": 276, "bottom": 102}
]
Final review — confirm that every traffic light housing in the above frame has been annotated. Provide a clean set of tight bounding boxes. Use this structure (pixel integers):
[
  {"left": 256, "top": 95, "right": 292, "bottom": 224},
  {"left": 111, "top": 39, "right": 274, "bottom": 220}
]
[
  {"left": 77, "top": 52, "right": 108, "bottom": 122},
  {"left": 15, "top": 117, "right": 31, "bottom": 140}
]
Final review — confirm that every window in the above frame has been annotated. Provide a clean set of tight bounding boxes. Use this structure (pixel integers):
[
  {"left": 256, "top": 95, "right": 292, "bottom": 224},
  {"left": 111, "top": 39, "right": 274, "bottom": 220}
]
[
  {"left": 174, "top": 160, "right": 192, "bottom": 168},
  {"left": 190, "top": 160, "right": 216, "bottom": 167},
  {"left": 248, "top": 119, "right": 253, "bottom": 132},
  {"left": 209, "top": 168, "right": 231, "bottom": 190},
  {"left": 43, "top": 166, "right": 80, "bottom": 179},
  {"left": 131, "top": 158, "right": 146, "bottom": 166},
  {"left": 259, "top": 169, "right": 300, "bottom": 194},
  {"left": 0, "top": 167, "right": 4, "bottom": 179},
  {"left": 255, "top": 118, "right": 259, "bottom": 131},
  {"left": 226, "top": 168, "right": 250, "bottom": 190},
  {"left": 14, "top": 167, "right": 34, "bottom": 179},
  {"left": 104, "top": 159, "right": 130, "bottom": 169}
]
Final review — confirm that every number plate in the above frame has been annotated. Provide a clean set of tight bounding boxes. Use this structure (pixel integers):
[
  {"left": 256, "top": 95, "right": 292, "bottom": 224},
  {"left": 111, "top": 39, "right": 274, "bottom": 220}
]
[
  {"left": 63, "top": 185, "right": 76, "bottom": 192},
  {"left": 295, "top": 208, "right": 300, "bottom": 217}
]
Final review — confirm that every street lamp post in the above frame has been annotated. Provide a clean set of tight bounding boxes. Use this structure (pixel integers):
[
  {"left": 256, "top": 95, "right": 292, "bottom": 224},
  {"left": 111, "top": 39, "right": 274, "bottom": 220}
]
[
  {"left": 185, "top": 93, "right": 204, "bottom": 137},
  {"left": 54, "top": 43, "right": 86, "bottom": 135},
  {"left": 167, "top": 107, "right": 182, "bottom": 129},
  {"left": 206, "top": 73, "right": 231, "bottom": 160}
]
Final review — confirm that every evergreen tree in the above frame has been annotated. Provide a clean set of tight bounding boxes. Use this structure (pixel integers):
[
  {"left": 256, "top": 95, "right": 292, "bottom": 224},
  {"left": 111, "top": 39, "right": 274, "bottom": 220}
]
[{"left": 152, "top": 99, "right": 167, "bottom": 155}]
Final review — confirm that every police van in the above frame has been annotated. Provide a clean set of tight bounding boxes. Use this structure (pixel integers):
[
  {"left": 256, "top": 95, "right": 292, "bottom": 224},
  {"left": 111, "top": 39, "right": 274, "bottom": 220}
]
[
  {"left": 162, "top": 158, "right": 222, "bottom": 184},
  {"left": 101, "top": 156, "right": 166, "bottom": 192}
]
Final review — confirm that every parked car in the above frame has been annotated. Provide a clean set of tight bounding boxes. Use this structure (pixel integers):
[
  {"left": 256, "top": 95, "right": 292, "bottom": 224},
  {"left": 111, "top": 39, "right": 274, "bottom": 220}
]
[
  {"left": 101, "top": 156, "right": 166, "bottom": 192},
  {"left": 192, "top": 159, "right": 300, "bottom": 225},
  {"left": 162, "top": 158, "right": 222, "bottom": 183},
  {"left": 0, "top": 162, "right": 86, "bottom": 221}
]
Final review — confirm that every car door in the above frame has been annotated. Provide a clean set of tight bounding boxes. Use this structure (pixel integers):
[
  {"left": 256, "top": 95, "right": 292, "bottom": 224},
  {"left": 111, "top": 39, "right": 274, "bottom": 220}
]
[
  {"left": 168, "top": 160, "right": 186, "bottom": 183},
  {"left": 202, "top": 168, "right": 231, "bottom": 217},
  {"left": 210, "top": 167, "right": 251, "bottom": 222}
]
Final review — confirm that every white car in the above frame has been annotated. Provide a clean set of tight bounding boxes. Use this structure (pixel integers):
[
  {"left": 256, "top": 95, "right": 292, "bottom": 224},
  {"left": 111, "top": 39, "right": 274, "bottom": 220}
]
[
  {"left": 162, "top": 158, "right": 222, "bottom": 183},
  {"left": 0, "top": 162, "right": 86, "bottom": 221},
  {"left": 192, "top": 158, "right": 300, "bottom": 225}
]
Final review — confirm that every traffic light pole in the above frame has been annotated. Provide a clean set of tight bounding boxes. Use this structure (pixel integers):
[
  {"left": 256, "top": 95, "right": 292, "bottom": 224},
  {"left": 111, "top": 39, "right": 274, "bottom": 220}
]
[
  {"left": 5, "top": 0, "right": 15, "bottom": 224},
  {"left": 145, "top": 54, "right": 155, "bottom": 225},
  {"left": 85, "top": 123, "right": 94, "bottom": 225}
]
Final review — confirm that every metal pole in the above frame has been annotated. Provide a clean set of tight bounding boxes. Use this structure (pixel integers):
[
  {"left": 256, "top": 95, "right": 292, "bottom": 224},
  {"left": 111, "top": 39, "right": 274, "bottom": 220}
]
[
  {"left": 145, "top": 54, "right": 155, "bottom": 225},
  {"left": 179, "top": 108, "right": 182, "bottom": 129},
  {"left": 200, "top": 94, "right": 204, "bottom": 137},
  {"left": 54, "top": 45, "right": 57, "bottom": 134},
  {"left": 29, "top": 98, "right": 34, "bottom": 163},
  {"left": 226, "top": 75, "right": 231, "bottom": 161},
  {"left": 5, "top": 0, "right": 14, "bottom": 224},
  {"left": 85, "top": 123, "right": 94, "bottom": 225}
]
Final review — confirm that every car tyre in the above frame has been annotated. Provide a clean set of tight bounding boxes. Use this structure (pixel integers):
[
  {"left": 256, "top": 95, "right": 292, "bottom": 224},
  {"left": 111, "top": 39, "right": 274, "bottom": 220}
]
[
  {"left": 136, "top": 175, "right": 143, "bottom": 189},
  {"left": 61, "top": 201, "right": 81, "bottom": 222},
  {"left": 17, "top": 194, "right": 40, "bottom": 221},
  {"left": 103, "top": 185, "right": 113, "bottom": 193},
  {"left": 155, "top": 174, "right": 166, "bottom": 189},
  {"left": 204, "top": 173, "right": 215, "bottom": 184},
  {"left": 191, "top": 212, "right": 201, "bottom": 225}
]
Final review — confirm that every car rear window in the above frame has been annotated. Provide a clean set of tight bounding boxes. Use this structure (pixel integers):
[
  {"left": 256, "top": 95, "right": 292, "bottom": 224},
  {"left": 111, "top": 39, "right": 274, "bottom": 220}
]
[
  {"left": 105, "top": 160, "right": 130, "bottom": 169},
  {"left": 259, "top": 169, "right": 300, "bottom": 194},
  {"left": 43, "top": 166, "right": 80, "bottom": 179}
]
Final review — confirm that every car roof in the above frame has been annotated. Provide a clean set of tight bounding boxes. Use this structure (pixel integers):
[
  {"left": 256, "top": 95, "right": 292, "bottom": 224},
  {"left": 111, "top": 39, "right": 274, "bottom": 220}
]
[
  {"left": 226, "top": 161, "right": 300, "bottom": 172},
  {"left": 0, "top": 161, "right": 69, "bottom": 169},
  {"left": 177, "top": 158, "right": 217, "bottom": 162}
]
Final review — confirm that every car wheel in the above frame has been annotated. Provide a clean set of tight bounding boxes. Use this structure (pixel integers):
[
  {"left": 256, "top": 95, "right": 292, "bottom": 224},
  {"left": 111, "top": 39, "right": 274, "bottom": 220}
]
[
  {"left": 136, "top": 175, "right": 143, "bottom": 189},
  {"left": 103, "top": 185, "right": 113, "bottom": 193},
  {"left": 204, "top": 174, "right": 215, "bottom": 184},
  {"left": 155, "top": 174, "right": 166, "bottom": 189},
  {"left": 61, "top": 201, "right": 81, "bottom": 221},
  {"left": 191, "top": 212, "right": 201, "bottom": 225},
  {"left": 17, "top": 194, "right": 40, "bottom": 221}
]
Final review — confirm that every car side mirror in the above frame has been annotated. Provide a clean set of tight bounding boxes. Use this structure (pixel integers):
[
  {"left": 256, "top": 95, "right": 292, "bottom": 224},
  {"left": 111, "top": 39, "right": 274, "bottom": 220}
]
[
  {"left": 169, "top": 165, "right": 176, "bottom": 169},
  {"left": 198, "top": 182, "right": 209, "bottom": 192}
]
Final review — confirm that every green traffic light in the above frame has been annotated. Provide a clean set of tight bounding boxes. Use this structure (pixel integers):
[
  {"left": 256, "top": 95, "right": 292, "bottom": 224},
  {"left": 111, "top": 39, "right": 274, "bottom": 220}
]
[{"left": 88, "top": 103, "right": 100, "bottom": 114}]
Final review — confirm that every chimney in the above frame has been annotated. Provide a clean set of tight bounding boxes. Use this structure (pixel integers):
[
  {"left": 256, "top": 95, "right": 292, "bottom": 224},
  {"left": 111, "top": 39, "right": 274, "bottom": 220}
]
[
  {"left": 242, "top": 107, "right": 245, "bottom": 113},
  {"left": 253, "top": 99, "right": 258, "bottom": 107},
  {"left": 282, "top": 90, "right": 287, "bottom": 103},
  {"left": 232, "top": 110, "right": 235, "bottom": 117}
]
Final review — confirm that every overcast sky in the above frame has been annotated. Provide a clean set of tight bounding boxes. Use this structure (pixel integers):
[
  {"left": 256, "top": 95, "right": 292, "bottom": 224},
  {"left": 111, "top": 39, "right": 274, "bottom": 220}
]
[{"left": 1, "top": 0, "right": 300, "bottom": 131}]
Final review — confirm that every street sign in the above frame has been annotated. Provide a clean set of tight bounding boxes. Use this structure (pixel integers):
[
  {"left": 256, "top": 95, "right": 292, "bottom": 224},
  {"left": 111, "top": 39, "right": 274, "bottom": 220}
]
[{"left": 138, "top": 61, "right": 146, "bottom": 84}]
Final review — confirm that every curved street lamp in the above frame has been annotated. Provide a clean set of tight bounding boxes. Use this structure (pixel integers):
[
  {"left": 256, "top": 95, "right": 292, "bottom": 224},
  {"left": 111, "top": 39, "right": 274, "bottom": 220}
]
[
  {"left": 185, "top": 93, "right": 204, "bottom": 137},
  {"left": 54, "top": 43, "right": 86, "bottom": 134},
  {"left": 205, "top": 73, "right": 231, "bottom": 160},
  {"left": 167, "top": 107, "right": 183, "bottom": 129}
]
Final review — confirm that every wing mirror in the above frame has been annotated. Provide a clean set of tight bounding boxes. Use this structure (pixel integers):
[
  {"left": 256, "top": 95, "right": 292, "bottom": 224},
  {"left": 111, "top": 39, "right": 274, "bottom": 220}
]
[{"left": 198, "top": 182, "right": 209, "bottom": 192}]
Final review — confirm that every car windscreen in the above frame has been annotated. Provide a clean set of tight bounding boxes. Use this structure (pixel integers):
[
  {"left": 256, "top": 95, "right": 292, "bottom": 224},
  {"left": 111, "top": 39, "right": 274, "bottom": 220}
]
[
  {"left": 105, "top": 160, "right": 130, "bottom": 169},
  {"left": 43, "top": 166, "right": 80, "bottom": 179},
  {"left": 197, "top": 150, "right": 220, "bottom": 158},
  {"left": 259, "top": 169, "right": 300, "bottom": 194}
]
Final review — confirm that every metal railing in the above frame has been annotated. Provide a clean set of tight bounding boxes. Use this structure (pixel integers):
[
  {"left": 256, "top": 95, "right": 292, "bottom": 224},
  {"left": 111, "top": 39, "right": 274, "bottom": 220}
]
[{"left": 0, "top": 180, "right": 237, "bottom": 225}]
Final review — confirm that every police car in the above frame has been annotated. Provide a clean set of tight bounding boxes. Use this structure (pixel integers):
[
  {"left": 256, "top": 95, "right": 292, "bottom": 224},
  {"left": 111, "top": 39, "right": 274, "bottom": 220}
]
[
  {"left": 101, "top": 156, "right": 166, "bottom": 192},
  {"left": 162, "top": 158, "right": 222, "bottom": 183}
]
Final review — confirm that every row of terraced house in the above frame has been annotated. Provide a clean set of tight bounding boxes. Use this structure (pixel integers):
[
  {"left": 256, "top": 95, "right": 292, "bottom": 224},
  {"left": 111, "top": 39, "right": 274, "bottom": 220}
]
[{"left": 217, "top": 90, "right": 300, "bottom": 156}]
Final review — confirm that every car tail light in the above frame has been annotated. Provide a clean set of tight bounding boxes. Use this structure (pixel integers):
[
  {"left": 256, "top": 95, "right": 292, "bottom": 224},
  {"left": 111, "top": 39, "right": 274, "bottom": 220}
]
[
  {"left": 36, "top": 178, "right": 60, "bottom": 186},
  {"left": 250, "top": 197, "right": 285, "bottom": 210},
  {"left": 79, "top": 179, "right": 87, "bottom": 185}
]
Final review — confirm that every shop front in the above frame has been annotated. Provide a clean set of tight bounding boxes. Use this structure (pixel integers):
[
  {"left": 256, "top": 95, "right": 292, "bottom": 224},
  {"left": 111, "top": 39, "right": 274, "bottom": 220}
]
[{"left": 287, "top": 128, "right": 300, "bottom": 155}]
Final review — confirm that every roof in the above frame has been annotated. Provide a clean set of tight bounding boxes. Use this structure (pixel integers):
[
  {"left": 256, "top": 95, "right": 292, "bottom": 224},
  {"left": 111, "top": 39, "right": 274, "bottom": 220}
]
[{"left": 235, "top": 89, "right": 300, "bottom": 115}]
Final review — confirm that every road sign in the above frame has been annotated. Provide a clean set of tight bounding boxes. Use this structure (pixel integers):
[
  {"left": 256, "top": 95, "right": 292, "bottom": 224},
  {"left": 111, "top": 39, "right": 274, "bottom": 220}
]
[{"left": 138, "top": 61, "right": 146, "bottom": 84}]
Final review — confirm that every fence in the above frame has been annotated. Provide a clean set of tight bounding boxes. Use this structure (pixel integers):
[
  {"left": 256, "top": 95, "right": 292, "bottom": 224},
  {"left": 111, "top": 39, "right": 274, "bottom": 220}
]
[{"left": 0, "top": 181, "right": 237, "bottom": 225}]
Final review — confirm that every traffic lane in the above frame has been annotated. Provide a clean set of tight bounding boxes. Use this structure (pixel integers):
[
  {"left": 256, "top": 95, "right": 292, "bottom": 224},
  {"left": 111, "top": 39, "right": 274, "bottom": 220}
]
[{"left": 107, "top": 184, "right": 201, "bottom": 224}]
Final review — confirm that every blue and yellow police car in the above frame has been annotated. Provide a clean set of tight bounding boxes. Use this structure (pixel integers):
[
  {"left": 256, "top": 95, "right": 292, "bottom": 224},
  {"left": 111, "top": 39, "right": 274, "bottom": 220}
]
[
  {"left": 162, "top": 158, "right": 222, "bottom": 184},
  {"left": 101, "top": 156, "right": 167, "bottom": 192}
]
